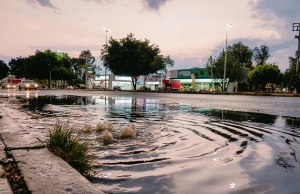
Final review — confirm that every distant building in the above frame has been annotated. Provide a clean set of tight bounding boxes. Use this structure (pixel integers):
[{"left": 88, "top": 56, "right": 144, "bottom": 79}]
[
  {"left": 1, "top": 76, "right": 23, "bottom": 85},
  {"left": 91, "top": 67, "right": 243, "bottom": 92}
]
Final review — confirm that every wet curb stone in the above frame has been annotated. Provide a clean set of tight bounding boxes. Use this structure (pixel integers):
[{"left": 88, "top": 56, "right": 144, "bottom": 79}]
[
  {"left": 12, "top": 149, "right": 100, "bottom": 194},
  {"left": 0, "top": 140, "right": 13, "bottom": 194},
  {"left": 0, "top": 104, "right": 103, "bottom": 193}
]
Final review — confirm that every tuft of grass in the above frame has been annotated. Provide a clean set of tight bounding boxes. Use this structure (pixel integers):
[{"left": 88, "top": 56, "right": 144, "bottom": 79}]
[
  {"left": 130, "top": 123, "right": 136, "bottom": 130},
  {"left": 95, "top": 122, "right": 113, "bottom": 132},
  {"left": 100, "top": 130, "right": 114, "bottom": 145},
  {"left": 81, "top": 125, "right": 93, "bottom": 133},
  {"left": 106, "top": 122, "right": 113, "bottom": 130},
  {"left": 46, "top": 123, "right": 95, "bottom": 176},
  {"left": 95, "top": 123, "right": 106, "bottom": 132},
  {"left": 120, "top": 126, "right": 136, "bottom": 139},
  {"left": 100, "top": 130, "right": 113, "bottom": 140}
]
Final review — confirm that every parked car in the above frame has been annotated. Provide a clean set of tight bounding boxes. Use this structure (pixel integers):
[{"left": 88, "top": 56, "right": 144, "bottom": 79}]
[
  {"left": 75, "top": 84, "right": 86, "bottom": 89},
  {"left": 2, "top": 83, "right": 16, "bottom": 89},
  {"left": 40, "top": 84, "right": 47, "bottom": 89},
  {"left": 66, "top": 85, "right": 73, "bottom": 89},
  {"left": 93, "top": 85, "right": 103, "bottom": 90},
  {"left": 140, "top": 85, "right": 151, "bottom": 91},
  {"left": 18, "top": 80, "right": 39, "bottom": 90},
  {"left": 113, "top": 85, "right": 121, "bottom": 91}
]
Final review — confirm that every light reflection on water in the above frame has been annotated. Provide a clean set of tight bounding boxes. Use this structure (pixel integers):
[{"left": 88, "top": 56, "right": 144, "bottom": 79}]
[{"left": 3, "top": 94, "right": 300, "bottom": 194}]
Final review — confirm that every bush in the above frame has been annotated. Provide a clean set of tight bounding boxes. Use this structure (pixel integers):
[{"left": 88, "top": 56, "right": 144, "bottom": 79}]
[
  {"left": 95, "top": 123, "right": 106, "bottom": 132},
  {"left": 46, "top": 123, "right": 95, "bottom": 176},
  {"left": 120, "top": 125, "right": 136, "bottom": 139},
  {"left": 81, "top": 125, "right": 93, "bottom": 133}
]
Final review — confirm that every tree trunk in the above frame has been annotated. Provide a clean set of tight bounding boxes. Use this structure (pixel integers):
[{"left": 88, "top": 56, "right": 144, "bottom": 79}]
[{"left": 131, "top": 76, "right": 138, "bottom": 90}]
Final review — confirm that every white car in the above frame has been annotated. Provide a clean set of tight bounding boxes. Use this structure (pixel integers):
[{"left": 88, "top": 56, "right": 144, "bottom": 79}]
[
  {"left": 66, "top": 85, "right": 73, "bottom": 89},
  {"left": 18, "top": 80, "right": 39, "bottom": 90},
  {"left": 2, "top": 83, "right": 16, "bottom": 89}
]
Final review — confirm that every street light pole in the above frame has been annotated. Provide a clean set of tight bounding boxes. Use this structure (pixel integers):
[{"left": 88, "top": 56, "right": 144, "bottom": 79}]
[
  {"left": 223, "top": 24, "right": 232, "bottom": 92},
  {"left": 292, "top": 23, "right": 300, "bottom": 74},
  {"left": 103, "top": 28, "right": 110, "bottom": 90},
  {"left": 48, "top": 64, "right": 52, "bottom": 89}
]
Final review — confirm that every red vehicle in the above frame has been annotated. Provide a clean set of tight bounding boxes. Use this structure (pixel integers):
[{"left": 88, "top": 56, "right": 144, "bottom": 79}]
[
  {"left": 140, "top": 85, "right": 151, "bottom": 91},
  {"left": 162, "top": 80, "right": 181, "bottom": 90}
]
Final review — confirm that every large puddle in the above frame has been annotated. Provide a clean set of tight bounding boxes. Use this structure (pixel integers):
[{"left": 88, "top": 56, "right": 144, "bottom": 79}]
[{"left": 1, "top": 94, "right": 300, "bottom": 194}]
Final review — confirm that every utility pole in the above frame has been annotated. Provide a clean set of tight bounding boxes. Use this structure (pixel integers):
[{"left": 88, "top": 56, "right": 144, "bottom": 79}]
[
  {"left": 292, "top": 23, "right": 300, "bottom": 73},
  {"left": 209, "top": 56, "right": 214, "bottom": 91}
]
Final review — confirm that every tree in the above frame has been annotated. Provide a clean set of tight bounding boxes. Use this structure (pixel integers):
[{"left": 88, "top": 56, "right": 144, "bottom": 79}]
[
  {"left": 206, "top": 52, "right": 246, "bottom": 91},
  {"left": 101, "top": 33, "right": 174, "bottom": 90},
  {"left": 22, "top": 50, "right": 73, "bottom": 87},
  {"left": 8, "top": 57, "right": 27, "bottom": 78},
  {"left": 253, "top": 44, "right": 270, "bottom": 65},
  {"left": 0, "top": 60, "right": 9, "bottom": 80},
  {"left": 227, "top": 41, "right": 254, "bottom": 69},
  {"left": 283, "top": 57, "right": 300, "bottom": 93},
  {"left": 248, "top": 64, "right": 281, "bottom": 92}
]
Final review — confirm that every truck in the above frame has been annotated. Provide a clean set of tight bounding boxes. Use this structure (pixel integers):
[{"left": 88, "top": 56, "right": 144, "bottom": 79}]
[
  {"left": 18, "top": 79, "right": 39, "bottom": 90},
  {"left": 162, "top": 80, "right": 181, "bottom": 91}
]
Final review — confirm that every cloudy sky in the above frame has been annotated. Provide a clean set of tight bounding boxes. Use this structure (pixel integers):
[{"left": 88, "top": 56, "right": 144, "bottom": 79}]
[{"left": 1, "top": 0, "right": 300, "bottom": 72}]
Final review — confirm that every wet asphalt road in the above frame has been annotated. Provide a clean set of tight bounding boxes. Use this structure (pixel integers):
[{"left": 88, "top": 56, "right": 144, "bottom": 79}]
[
  {"left": 1, "top": 89, "right": 299, "bottom": 118},
  {"left": 1, "top": 89, "right": 300, "bottom": 194}
]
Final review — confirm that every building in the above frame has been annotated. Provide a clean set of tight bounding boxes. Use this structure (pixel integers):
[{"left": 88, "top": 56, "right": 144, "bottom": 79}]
[
  {"left": 1, "top": 76, "right": 23, "bottom": 85},
  {"left": 91, "top": 67, "right": 238, "bottom": 92}
]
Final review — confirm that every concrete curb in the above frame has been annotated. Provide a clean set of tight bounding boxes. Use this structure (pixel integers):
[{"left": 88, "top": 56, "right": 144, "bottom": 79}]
[{"left": 0, "top": 104, "right": 103, "bottom": 194}]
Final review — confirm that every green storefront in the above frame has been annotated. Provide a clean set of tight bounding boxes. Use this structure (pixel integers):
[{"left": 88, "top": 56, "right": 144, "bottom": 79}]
[{"left": 174, "top": 68, "right": 220, "bottom": 92}]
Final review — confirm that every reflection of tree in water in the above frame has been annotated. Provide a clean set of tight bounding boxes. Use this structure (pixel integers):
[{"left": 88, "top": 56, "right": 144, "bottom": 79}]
[
  {"left": 285, "top": 117, "right": 300, "bottom": 128},
  {"left": 18, "top": 95, "right": 79, "bottom": 111},
  {"left": 191, "top": 108, "right": 277, "bottom": 124}
]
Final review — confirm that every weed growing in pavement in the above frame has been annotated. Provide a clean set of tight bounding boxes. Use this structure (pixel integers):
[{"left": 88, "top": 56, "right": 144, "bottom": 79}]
[
  {"left": 100, "top": 130, "right": 114, "bottom": 145},
  {"left": 107, "top": 122, "right": 113, "bottom": 130},
  {"left": 81, "top": 124, "right": 93, "bottom": 133},
  {"left": 120, "top": 124, "right": 136, "bottom": 139},
  {"left": 95, "top": 123, "right": 106, "bottom": 132},
  {"left": 46, "top": 122, "right": 95, "bottom": 176}
]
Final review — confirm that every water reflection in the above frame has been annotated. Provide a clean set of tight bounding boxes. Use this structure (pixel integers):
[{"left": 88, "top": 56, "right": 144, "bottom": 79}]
[{"left": 4, "top": 94, "right": 300, "bottom": 194}]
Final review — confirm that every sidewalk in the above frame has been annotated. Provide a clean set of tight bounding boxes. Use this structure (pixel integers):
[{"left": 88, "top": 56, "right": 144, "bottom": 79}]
[{"left": 0, "top": 103, "right": 103, "bottom": 193}]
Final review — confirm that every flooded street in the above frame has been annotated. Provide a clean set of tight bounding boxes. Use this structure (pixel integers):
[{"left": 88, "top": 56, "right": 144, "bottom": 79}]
[{"left": 1, "top": 90, "right": 300, "bottom": 194}]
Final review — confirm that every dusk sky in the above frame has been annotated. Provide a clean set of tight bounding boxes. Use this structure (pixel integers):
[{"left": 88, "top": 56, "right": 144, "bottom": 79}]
[{"left": 1, "top": 0, "right": 300, "bottom": 73}]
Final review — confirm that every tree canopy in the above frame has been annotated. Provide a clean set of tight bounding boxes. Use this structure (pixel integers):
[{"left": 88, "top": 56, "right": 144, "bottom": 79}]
[
  {"left": 227, "top": 41, "right": 253, "bottom": 69},
  {"left": 101, "top": 33, "right": 174, "bottom": 90},
  {"left": 0, "top": 60, "right": 9, "bottom": 80},
  {"left": 24, "top": 50, "right": 73, "bottom": 82},
  {"left": 253, "top": 44, "right": 270, "bottom": 65},
  {"left": 206, "top": 52, "right": 246, "bottom": 91},
  {"left": 283, "top": 57, "right": 300, "bottom": 93},
  {"left": 248, "top": 64, "right": 281, "bottom": 92},
  {"left": 8, "top": 57, "right": 27, "bottom": 78},
  {"left": 8, "top": 50, "right": 74, "bottom": 87}
]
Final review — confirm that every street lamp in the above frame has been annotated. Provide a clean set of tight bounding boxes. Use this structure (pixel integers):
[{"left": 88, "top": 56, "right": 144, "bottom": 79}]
[
  {"left": 292, "top": 22, "right": 300, "bottom": 73},
  {"left": 223, "top": 23, "right": 233, "bottom": 92},
  {"left": 103, "top": 28, "right": 110, "bottom": 90}
]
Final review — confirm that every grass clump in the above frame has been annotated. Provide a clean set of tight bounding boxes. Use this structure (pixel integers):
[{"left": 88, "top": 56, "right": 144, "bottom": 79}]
[
  {"left": 107, "top": 122, "right": 113, "bottom": 130},
  {"left": 100, "top": 130, "right": 113, "bottom": 140},
  {"left": 46, "top": 123, "right": 95, "bottom": 176},
  {"left": 95, "top": 122, "right": 113, "bottom": 132},
  {"left": 81, "top": 125, "right": 93, "bottom": 133},
  {"left": 99, "top": 130, "right": 114, "bottom": 145},
  {"left": 95, "top": 123, "right": 106, "bottom": 132},
  {"left": 120, "top": 124, "right": 136, "bottom": 139}
]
